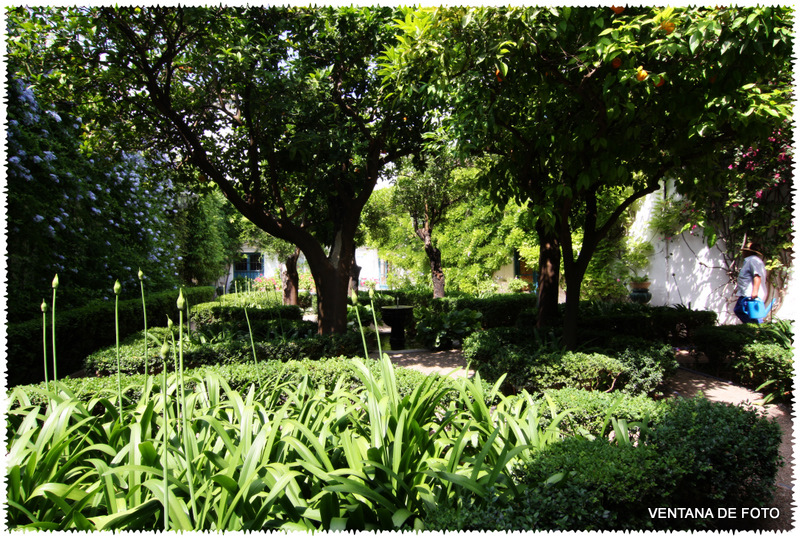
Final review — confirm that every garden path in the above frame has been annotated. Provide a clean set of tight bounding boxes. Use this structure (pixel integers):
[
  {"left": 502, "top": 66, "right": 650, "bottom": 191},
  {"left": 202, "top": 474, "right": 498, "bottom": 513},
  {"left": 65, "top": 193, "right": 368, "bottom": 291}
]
[{"left": 374, "top": 343, "right": 794, "bottom": 531}]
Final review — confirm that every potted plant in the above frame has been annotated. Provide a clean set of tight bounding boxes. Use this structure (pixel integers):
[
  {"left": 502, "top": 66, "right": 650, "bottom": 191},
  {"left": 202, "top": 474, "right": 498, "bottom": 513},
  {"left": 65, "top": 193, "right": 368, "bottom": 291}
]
[
  {"left": 629, "top": 274, "right": 651, "bottom": 290},
  {"left": 507, "top": 276, "right": 531, "bottom": 293},
  {"left": 628, "top": 274, "right": 652, "bottom": 304}
]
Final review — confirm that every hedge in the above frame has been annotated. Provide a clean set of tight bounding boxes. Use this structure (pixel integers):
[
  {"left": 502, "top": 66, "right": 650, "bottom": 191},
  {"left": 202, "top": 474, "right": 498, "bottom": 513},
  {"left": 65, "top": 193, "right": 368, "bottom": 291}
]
[
  {"left": 5, "top": 286, "right": 215, "bottom": 387},
  {"left": 190, "top": 301, "right": 303, "bottom": 325},
  {"left": 462, "top": 327, "right": 677, "bottom": 396},
  {"left": 430, "top": 396, "right": 783, "bottom": 531},
  {"left": 82, "top": 325, "right": 368, "bottom": 377},
  {"left": 11, "top": 356, "right": 458, "bottom": 410},
  {"left": 574, "top": 303, "right": 718, "bottom": 346},
  {"left": 430, "top": 293, "right": 540, "bottom": 328}
]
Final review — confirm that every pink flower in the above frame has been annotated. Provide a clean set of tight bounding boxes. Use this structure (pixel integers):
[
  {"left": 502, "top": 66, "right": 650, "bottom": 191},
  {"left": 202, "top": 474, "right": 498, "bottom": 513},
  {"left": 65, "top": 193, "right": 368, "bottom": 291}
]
[{"left": 756, "top": 190, "right": 763, "bottom": 198}]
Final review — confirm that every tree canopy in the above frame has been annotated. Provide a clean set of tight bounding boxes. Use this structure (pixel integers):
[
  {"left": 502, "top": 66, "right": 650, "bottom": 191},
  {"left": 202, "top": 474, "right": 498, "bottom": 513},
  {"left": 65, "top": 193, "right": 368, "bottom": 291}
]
[
  {"left": 380, "top": 5, "right": 793, "bottom": 346},
  {"left": 8, "top": 5, "right": 430, "bottom": 333},
  {"left": 6, "top": 6, "right": 793, "bottom": 339}
]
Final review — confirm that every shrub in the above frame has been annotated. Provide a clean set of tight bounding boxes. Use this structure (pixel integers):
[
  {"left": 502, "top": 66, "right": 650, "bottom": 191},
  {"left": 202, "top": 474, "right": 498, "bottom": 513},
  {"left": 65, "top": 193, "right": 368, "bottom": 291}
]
[
  {"left": 463, "top": 328, "right": 675, "bottom": 396},
  {"left": 535, "top": 387, "right": 666, "bottom": 438},
  {"left": 498, "top": 396, "right": 784, "bottom": 531},
  {"left": 691, "top": 323, "right": 761, "bottom": 364},
  {"left": 645, "top": 396, "right": 783, "bottom": 512},
  {"left": 509, "top": 437, "right": 677, "bottom": 530},
  {"left": 691, "top": 321, "right": 794, "bottom": 400},
  {"left": 190, "top": 301, "right": 302, "bottom": 324},
  {"left": 615, "top": 343, "right": 678, "bottom": 396},
  {"left": 6, "top": 286, "right": 215, "bottom": 387},
  {"left": 415, "top": 308, "right": 482, "bottom": 350},
  {"left": 83, "top": 325, "right": 366, "bottom": 376},
  {"left": 732, "top": 342, "right": 793, "bottom": 401},
  {"left": 431, "top": 293, "right": 539, "bottom": 328},
  {"left": 574, "top": 302, "right": 717, "bottom": 345}
]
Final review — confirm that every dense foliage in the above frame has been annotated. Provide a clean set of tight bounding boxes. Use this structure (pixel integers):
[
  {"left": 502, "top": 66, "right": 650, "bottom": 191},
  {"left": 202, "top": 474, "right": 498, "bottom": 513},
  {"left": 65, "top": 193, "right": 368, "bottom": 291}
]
[
  {"left": 380, "top": 6, "right": 793, "bottom": 346},
  {"left": 6, "top": 5, "right": 434, "bottom": 334},
  {"left": 463, "top": 327, "right": 677, "bottom": 397},
  {"left": 5, "top": 77, "right": 179, "bottom": 322}
]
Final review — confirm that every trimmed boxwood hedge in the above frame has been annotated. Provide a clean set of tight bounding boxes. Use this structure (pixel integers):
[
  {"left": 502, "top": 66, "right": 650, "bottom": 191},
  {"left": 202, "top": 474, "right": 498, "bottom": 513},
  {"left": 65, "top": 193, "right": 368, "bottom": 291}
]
[
  {"left": 428, "top": 395, "right": 783, "bottom": 531},
  {"left": 82, "top": 324, "right": 367, "bottom": 377},
  {"left": 190, "top": 301, "right": 303, "bottom": 325},
  {"left": 5, "top": 286, "right": 215, "bottom": 387},
  {"left": 534, "top": 387, "right": 667, "bottom": 438},
  {"left": 364, "top": 290, "right": 538, "bottom": 329},
  {"left": 429, "top": 293, "right": 540, "bottom": 328},
  {"left": 573, "top": 303, "right": 718, "bottom": 346},
  {"left": 462, "top": 327, "right": 677, "bottom": 396},
  {"left": 12, "top": 356, "right": 458, "bottom": 410}
]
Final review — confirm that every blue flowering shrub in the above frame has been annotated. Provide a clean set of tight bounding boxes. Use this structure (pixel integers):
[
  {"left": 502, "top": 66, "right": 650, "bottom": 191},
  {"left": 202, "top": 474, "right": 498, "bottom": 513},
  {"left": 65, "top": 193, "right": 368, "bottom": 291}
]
[{"left": 6, "top": 77, "right": 179, "bottom": 322}]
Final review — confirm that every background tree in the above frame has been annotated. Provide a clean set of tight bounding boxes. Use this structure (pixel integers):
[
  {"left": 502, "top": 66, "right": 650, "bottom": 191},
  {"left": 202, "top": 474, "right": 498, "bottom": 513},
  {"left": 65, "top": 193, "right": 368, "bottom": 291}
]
[
  {"left": 174, "top": 189, "right": 241, "bottom": 287},
  {"left": 11, "top": 5, "right": 428, "bottom": 334},
  {"left": 381, "top": 5, "right": 793, "bottom": 347},
  {"left": 392, "top": 155, "right": 477, "bottom": 297},
  {"left": 364, "top": 184, "right": 537, "bottom": 296}
]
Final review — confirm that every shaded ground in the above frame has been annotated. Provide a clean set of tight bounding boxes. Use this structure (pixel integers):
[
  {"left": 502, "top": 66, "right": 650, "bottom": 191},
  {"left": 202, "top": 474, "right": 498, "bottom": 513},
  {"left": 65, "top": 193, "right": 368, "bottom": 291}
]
[{"left": 373, "top": 340, "right": 794, "bottom": 532}]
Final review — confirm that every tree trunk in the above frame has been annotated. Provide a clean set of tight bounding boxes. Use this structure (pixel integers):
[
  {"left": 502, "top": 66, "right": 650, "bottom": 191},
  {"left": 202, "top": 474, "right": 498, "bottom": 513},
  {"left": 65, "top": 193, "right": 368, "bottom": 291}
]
[
  {"left": 281, "top": 247, "right": 301, "bottom": 306},
  {"left": 348, "top": 252, "right": 362, "bottom": 296},
  {"left": 304, "top": 229, "right": 358, "bottom": 335},
  {"left": 561, "top": 270, "right": 582, "bottom": 350},
  {"left": 417, "top": 227, "right": 445, "bottom": 298},
  {"left": 313, "top": 264, "right": 352, "bottom": 335},
  {"left": 535, "top": 221, "right": 560, "bottom": 327}
]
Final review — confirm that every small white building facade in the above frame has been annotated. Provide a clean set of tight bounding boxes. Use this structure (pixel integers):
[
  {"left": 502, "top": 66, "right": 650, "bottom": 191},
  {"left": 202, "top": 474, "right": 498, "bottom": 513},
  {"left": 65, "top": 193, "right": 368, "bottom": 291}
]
[{"left": 217, "top": 246, "right": 390, "bottom": 292}]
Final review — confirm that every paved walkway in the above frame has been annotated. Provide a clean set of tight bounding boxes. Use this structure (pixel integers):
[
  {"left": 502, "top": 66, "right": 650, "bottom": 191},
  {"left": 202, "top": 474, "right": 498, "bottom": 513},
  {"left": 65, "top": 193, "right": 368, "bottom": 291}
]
[{"left": 375, "top": 346, "right": 794, "bottom": 531}]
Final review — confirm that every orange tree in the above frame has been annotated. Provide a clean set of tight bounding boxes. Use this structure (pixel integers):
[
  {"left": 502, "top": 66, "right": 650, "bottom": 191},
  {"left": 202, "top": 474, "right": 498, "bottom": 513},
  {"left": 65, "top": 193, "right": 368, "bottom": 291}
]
[
  {"left": 380, "top": 6, "right": 793, "bottom": 347},
  {"left": 391, "top": 154, "right": 478, "bottom": 298},
  {"left": 10, "top": 5, "right": 429, "bottom": 335}
]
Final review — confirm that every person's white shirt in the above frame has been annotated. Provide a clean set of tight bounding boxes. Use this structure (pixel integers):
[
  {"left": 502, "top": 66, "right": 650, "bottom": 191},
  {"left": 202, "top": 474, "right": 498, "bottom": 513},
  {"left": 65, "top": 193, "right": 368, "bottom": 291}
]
[{"left": 736, "top": 255, "right": 767, "bottom": 299}]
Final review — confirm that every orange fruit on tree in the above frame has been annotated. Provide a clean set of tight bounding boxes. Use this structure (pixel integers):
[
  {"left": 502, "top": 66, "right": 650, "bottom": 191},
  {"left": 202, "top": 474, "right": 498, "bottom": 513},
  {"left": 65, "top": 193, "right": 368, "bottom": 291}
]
[
  {"left": 635, "top": 68, "right": 648, "bottom": 81},
  {"left": 654, "top": 76, "right": 665, "bottom": 87},
  {"left": 496, "top": 68, "right": 503, "bottom": 82},
  {"left": 660, "top": 20, "right": 676, "bottom": 34},
  {"left": 611, "top": 6, "right": 625, "bottom": 15},
  {"left": 611, "top": 57, "right": 622, "bottom": 69}
]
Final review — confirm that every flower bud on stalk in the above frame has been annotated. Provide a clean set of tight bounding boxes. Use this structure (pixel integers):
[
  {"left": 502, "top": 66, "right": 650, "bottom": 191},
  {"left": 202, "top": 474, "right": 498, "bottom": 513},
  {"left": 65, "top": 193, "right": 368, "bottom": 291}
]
[
  {"left": 350, "top": 290, "right": 358, "bottom": 305},
  {"left": 51, "top": 274, "right": 58, "bottom": 383},
  {"left": 114, "top": 280, "right": 121, "bottom": 295},
  {"left": 177, "top": 289, "right": 185, "bottom": 310},
  {"left": 138, "top": 268, "right": 144, "bottom": 281},
  {"left": 41, "top": 300, "right": 48, "bottom": 313}
]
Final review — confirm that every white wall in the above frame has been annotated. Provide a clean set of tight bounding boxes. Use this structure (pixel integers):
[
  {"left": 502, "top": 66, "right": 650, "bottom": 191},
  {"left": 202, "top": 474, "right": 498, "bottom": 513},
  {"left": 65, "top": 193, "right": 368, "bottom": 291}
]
[
  {"left": 630, "top": 186, "right": 787, "bottom": 324},
  {"left": 489, "top": 182, "right": 790, "bottom": 325},
  {"left": 493, "top": 263, "right": 516, "bottom": 292}
]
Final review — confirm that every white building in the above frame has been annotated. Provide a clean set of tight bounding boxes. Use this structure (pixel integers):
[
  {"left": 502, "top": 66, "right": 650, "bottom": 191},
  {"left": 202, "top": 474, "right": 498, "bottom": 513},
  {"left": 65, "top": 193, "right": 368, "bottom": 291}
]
[{"left": 216, "top": 246, "right": 390, "bottom": 292}]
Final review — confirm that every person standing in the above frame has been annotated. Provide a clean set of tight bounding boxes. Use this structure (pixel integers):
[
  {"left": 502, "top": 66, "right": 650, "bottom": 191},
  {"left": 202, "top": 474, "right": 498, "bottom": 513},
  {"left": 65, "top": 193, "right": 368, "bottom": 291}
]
[{"left": 733, "top": 241, "right": 768, "bottom": 323}]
